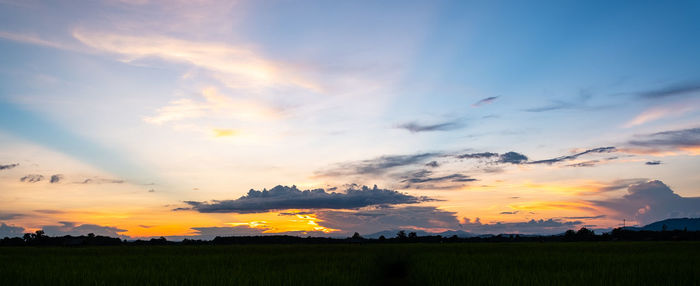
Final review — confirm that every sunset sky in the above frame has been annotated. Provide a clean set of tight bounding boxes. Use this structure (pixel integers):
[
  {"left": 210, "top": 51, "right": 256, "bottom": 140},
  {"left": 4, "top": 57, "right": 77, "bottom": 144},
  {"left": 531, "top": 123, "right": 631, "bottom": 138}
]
[{"left": 1, "top": 0, "right": 699, "bottom": 239}]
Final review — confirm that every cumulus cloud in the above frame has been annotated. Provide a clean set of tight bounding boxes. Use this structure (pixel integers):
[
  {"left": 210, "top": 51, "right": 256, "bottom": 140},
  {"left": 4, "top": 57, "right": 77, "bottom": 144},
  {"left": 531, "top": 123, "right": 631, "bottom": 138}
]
[
  {"left": 395, "top": 120, "right": 463, "bottom": 133},
  {"left": 590, "top": 180, "right": 700, "bottom": 225},
  {"left": 316, "top": 206, "right": 461, "bottom": 235},
  {"left": 20, "top": 174, "right": 44, "bottom": 183},
  {"left": 41, "top": 221, "right": 127, "bottom": 237},
  {"left": 0, "top": 223, "right": 25, "bottom": 238},
  {"left": 181, "top": 185, "right": 433, "bottom": 213},
  {"left": 472, "top": 96, "right": 498, "bottom": 107},
  {"left": 0, "top": 163, "right": 19, "bottom": 170},
  {"left": 460, "top": 218, "right": 582, "bottom": 235},
  {"left": 50, "top": 174, "right": 63, "bottom": 184},
  {"left": 528, "top": 147, "right": 616, "bottom": 165},
  {"left": 626, "top": 127, "right": 700, "bottom": 154},
  {"left": 317, "top": 153, "right": 440, "bottom": 177}
]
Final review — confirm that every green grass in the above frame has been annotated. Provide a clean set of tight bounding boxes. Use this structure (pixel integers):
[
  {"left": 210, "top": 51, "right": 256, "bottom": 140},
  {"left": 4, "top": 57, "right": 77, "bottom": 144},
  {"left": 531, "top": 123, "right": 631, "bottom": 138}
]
[{"left": 1, "top": 242, "right": 699, "bottom": 285}]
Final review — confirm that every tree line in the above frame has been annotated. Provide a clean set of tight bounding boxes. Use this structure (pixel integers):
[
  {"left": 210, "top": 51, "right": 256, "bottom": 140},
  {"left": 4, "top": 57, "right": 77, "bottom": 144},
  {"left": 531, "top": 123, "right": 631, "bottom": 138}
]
[{"left": 2, "top": 227, "right": 699, "bottom": 246}]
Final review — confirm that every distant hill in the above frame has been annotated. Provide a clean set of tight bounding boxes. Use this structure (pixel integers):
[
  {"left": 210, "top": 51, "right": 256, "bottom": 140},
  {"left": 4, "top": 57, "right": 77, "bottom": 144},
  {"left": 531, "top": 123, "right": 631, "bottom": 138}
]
[
  {"left": 642, "top": 218, "right": 700, "bottom": 231},
  {"left": 364, "top": 229, "right": 474, "bottom": 239}
]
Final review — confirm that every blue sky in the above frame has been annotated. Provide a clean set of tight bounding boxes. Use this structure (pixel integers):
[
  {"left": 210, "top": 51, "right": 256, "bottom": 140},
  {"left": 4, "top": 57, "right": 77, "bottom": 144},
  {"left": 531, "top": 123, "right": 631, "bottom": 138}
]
[{"left": 0, "top": 0, "right": 698, "bottom": 238}]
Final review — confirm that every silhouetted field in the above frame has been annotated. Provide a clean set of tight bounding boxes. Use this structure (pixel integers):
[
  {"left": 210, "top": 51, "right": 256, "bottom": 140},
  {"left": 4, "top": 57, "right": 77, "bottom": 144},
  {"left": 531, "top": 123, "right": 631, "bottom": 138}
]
[{"left": 1, "top": 242, "right": 698, "bottom": 285}]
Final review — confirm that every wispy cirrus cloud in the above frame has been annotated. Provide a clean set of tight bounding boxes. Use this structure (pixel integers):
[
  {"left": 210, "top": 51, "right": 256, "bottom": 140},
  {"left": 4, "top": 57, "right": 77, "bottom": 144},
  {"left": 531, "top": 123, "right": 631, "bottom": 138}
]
[
  {"left": 528, "top": 147, "right": 616, "bottom": 165},
  {"left": 180, "top": 185, "right": 434, "bottom": 213},
  {"left": 624, "top": 127, "right": 700, "bottom": 155},
  {"left": 72, "top": 29, "right": 319, "bottom": 92},
  {"left": 623, "top": 103, "right": 696, "bottom": 128},
  {"left": 638, "top": 81, "right": 700, "bottom": 99},
  {"left": 395, "top": 119, "right": 464, "bottom": 133},
  {"left": 472, "top": 96, "right": 498, "bottom": 107},
  {"left": 316, "top": 152, "right": 441, "bottom": 177},
  {"left": 143, "top": 87, "right": 280, "bottom": 125}
]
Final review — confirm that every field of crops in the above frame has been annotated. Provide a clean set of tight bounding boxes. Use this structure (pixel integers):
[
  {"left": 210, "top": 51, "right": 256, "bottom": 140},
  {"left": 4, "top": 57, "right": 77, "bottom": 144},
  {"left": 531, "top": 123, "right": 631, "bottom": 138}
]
[{"left": 1, "top": 242, "right": 699, "bottom": 285}]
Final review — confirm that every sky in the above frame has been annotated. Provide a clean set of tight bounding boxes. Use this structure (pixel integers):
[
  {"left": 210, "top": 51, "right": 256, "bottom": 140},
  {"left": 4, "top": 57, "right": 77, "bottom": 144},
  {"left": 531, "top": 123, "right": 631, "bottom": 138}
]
[{"left": 1, "top": 0, "right": 699, "bottom": 239}]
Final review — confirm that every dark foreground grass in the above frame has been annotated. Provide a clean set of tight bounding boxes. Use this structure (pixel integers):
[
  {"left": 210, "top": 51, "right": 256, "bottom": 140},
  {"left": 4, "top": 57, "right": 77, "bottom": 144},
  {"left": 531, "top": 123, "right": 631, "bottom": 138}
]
[{"left": 1, "top": 242, "right": 699, "bottom": 285}]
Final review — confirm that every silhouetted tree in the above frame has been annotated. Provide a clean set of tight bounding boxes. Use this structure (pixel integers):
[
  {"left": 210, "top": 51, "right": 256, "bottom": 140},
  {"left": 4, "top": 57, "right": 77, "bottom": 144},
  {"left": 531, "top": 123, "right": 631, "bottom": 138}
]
[
  {"left": 378, "top": 235, "right": 386, "bottom": 241},
  {"left": 352, "top": 232, "right": 363, "bottom": 240},
  {"left": 564, "top": 229, "right": 576, "bottom": 240},
  {"left": 408, "top": 232, "right": 418, "bottom": 239},
  {"left": 396, "top": 230, "right": 407, "bottom": 240}
]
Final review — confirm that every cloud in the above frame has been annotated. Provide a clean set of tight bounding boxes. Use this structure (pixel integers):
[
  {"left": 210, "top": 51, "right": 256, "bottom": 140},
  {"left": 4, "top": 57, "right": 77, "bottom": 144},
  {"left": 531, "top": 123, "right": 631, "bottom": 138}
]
[
  {"left": 78, "top": 177, "right": 125, "bottom": 184},
  {"left": 566, "top": 160, "right": 600, "bottom": 167},
  {"left": 0, "top": 31, "right": 69, "bottom": 50},
  {"left": 561, "top": 215, "right": 606, "bottom": 220},
  {"left": 460, "top": 218, "right": 583, "bottom": 235},
  {"left": 528, "top": 147, "right": 616, "bottom": 165},
  {"left": 425, "top": 161, "right": 440, "bottom": 168},
  {"left": 20, "top": 174, "right": 44, "bottom": 183},
  {"left": 50, "top": 174, "right": 63, "bottom": 184},
  {"left": 41, "top": 221, "right": 128, "bottom": 237},
  {"left": 0, "top": 213, "right": 23, "bottom": 220},
  {"left": 143, "top": 87, "right": 280, "bottom": 125},
  {"left": 0, "top": 223, "right": 25, "bottom": 238},
  {"left": 395, "top": 120, "right": 463, "bottom": 133},
  {"left": 73, "top": 29, "right": 318, "bottom": 91},
  {"left": 456, "top": 151, "right": 527, "bottom": 164},
  {"left": 623, "top": 105, "right": 695, "bottom": 127},
  {"left": 456, "top": 152, "right": 499, "bottom": 160},
  {"left": 399, "top": 171, "right": 477, "bottom": 190},
  {"left": 626, "top": 127, "right": 700, "bottom": 154},
  {"left": 524, "top": 90, "right": 594, "bottom": 113},
  {"left": 181, "top": 185, "right": 434, "bottom": 213},
  {"left": 472, "top": 96, "right": 499, "bottom": 107},
  {"left": 590, "top": 180, "right": 700, "bottom": 225},
  {"left": 402, "top": 173, "right": 476, "bottom": 184},
  {"left": 0, "top": 163, "right": 19, "bottom": 170},
  {"left": 498, "top": 152, "right": 529, "bottom": 164},
  {"left": 316, "top": 206, "right": 461, "bottom": 235},
  {"left": 645, "top": 161, "right": 662, "bottom": 165},
  {"left": 317, "top": 152, "right": 440, "bottom": 177},
  {"left": 638, "top": 82, "right": 700, "bottom": 99},
  {"left": 596, "top": 178, "right": 649, "bottom": 192},
  {"left": 499, "top": 211, "right": 519, "bottom": 215}
]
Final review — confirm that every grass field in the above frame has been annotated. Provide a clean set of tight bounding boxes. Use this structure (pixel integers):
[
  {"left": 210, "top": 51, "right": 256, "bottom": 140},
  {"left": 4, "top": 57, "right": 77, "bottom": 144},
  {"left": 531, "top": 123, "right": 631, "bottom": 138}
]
[{"left": 1, "top": 242, "right": 699, "bottom": 285}]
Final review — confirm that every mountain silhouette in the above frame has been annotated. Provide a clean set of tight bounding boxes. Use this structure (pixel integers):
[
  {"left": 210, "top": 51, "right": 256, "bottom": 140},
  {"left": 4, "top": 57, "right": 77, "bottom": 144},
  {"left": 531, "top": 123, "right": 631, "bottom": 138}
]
[{"left": 642, "top": 218, "right": 700, "bottom": 231}]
